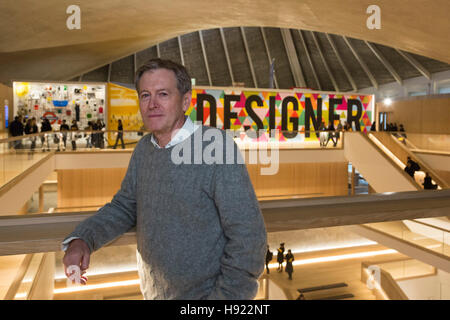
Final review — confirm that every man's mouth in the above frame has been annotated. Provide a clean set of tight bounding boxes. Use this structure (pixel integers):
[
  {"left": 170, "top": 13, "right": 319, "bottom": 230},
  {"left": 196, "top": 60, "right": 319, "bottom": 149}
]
[{"left": 147, "top": 114, "right": 163, "bottom": 118}]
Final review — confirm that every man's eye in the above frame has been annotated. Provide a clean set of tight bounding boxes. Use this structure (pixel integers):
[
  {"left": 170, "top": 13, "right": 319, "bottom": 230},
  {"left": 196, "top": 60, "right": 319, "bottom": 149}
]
[
  {"left": 159, "top": 92, "right": 168, "bottom": 97},
  {"left": 140, "top": 93, "right": 150, "bottom": 99}
]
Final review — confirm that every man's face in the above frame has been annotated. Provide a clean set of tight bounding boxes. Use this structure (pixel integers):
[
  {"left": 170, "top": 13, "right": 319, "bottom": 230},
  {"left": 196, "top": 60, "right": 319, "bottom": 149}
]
[{"left": 138, "top": 68, "right": 191, "bottom": 136}]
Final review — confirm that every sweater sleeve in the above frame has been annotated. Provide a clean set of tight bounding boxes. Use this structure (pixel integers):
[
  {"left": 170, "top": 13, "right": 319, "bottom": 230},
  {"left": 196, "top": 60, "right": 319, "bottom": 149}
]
[
  {"left": 206, "top": 134, "right": 267, "bottom": 300},
  {"left": 62, "top": 146, "right": 139, "bottom": 253}
]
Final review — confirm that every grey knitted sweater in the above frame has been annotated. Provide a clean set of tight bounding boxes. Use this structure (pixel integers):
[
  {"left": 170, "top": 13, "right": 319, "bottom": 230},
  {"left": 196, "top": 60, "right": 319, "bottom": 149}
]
[{"left": 64, "top": 126, "right": 267, "bottom": 299}]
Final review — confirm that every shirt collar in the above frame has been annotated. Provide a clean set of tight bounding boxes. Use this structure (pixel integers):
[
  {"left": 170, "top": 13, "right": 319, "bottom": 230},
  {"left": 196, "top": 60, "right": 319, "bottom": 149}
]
[{"left": 150, "top": 116, "right": 200, "bottom": 149}]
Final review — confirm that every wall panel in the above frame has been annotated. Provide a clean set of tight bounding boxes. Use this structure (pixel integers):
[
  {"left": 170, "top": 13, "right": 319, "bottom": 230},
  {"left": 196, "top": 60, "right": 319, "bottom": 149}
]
[
  {"left": 57, "top": 168, "right": 127, "bottom": 208},
  {"left": 58, "top": 163, "right": 348, "bottom": 208}
]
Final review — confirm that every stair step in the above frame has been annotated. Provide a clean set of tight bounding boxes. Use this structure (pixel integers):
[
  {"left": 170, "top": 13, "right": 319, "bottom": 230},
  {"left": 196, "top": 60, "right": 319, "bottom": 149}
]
[
  {"left": 316, "top": 293, "right": 355, "bottom": 300},
  {"left": 298, "top": 282, "right": 348, "bottom": 293}
]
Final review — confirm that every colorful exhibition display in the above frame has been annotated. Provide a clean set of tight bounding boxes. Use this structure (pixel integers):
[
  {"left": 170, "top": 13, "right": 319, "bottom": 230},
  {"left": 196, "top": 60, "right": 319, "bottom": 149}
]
[{"left": 13, "top": 81, "right": 374, "bottom": 145}]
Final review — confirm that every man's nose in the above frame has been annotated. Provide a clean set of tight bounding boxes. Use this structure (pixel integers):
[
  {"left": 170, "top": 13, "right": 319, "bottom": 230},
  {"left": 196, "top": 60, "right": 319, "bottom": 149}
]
[{"left": 143, "top": 96, "right": 157, "bottom": 110}]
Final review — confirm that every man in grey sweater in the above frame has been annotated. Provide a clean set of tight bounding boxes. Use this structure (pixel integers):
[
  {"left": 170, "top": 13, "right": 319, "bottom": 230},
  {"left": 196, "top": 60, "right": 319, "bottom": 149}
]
[{"left": 62, "top": 58, "right": 267, "bottom": 299}]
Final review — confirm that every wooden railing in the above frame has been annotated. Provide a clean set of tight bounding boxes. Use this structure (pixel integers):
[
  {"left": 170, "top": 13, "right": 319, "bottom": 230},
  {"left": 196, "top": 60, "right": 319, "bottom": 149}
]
[
  {"left": 361, "top": 261, "right": 409, "bottom": 300},
  {"left": 0, "top": 189, "right": 449, "bottom": 256}
]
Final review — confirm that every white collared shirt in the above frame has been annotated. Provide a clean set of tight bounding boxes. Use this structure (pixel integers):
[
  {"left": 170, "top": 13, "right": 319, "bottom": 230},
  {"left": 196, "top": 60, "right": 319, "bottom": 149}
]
[{"left": 150, "top": 116, "right": 200, "bottom": 148}]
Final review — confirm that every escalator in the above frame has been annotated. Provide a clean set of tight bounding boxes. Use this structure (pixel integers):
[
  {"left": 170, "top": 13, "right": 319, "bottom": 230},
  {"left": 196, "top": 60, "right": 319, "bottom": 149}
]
[
  {"left": 344, "top": 132, "right": 450, "bottom": 272},
  {"left": 369, "top": 132, "right": 449, "bottom": 190},
  {"left": 343, "top": 132, "right": 420, "bottom": 193}
]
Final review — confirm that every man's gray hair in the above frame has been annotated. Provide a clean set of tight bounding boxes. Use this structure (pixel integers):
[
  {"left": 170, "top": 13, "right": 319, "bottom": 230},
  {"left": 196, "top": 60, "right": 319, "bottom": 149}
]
[{"left": 135, "top": 58, "right": 192, "bottom": 95}]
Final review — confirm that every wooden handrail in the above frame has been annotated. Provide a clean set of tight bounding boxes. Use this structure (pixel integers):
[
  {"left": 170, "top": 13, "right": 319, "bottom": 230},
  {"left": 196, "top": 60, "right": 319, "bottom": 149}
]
[
  {"left": 0, "top": 189, "right": 449, "bottom": 256},
  {"left": 361, "top": 261, "right": 409, "bottom": 300}
]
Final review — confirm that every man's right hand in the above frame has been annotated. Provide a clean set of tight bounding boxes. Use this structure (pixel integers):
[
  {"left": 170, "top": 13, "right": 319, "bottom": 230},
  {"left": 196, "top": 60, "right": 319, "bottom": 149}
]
[{"left": 63, "top": 239, "right": 91, "bottom": 279}]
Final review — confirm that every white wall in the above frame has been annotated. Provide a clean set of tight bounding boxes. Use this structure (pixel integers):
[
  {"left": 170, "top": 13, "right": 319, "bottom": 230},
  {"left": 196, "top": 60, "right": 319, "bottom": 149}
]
[
  {"left": 359, "top": 70, "right": 450, "bottom": 101},
  {"left": 397, "top": 270, "right": 450, "bottom": 300}
]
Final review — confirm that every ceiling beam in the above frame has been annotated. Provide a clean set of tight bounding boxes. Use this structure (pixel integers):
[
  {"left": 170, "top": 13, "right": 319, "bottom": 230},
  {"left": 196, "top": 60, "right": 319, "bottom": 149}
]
[
  {"left": 326, "top": 33, "right": 357, "bottom": 92},
  {"left": 177, "top": 36, "right": 185, "bottom": 66},
  {"left": 365, "top": 41, "right": 403, "bottom": 85},
  {"left": 396, "top": 49, "right": 431, "bottom": 80},
  {"left": 107, "top": 63, "right": 112, "bottom": 82},
  {"left": 280, "top": 28, "right": 306, "bottom": 88},
  {"left": 343, "top": 36, "right": 378, "bottom": 89},
  {"left": 260, "top": 27, "right": 279, "bottom": 89},
  {"left": 219, "top": 28, "right": 235, "bottom": 85},
  {"left": 311, "top": 31, "right": 339, "bottom": 92},
  {"left": 240, "top": 27, "right": 258, "bottom": 88},
  {"left": 198, "top": 30, "right": 212, "bottom": 86},
  {"left": 298, "top": 30, "right": 321, "bottom": 91}
]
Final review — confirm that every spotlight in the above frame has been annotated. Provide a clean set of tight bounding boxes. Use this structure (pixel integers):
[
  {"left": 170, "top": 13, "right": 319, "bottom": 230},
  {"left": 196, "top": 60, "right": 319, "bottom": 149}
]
[{"left": 383, "top": 98, "right": 392, "bottom": 106}]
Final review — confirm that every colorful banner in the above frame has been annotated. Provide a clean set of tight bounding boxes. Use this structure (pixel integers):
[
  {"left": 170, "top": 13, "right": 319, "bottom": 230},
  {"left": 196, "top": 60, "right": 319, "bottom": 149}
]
[
  {"left": 187, "top": 89, "right": 374, "bottom": 141},
  {"left": 107, "top": 83, "right": 142, "bottom": 145},
  {"left": 106, "top": 85, "right": 374, "bottom": 143}
]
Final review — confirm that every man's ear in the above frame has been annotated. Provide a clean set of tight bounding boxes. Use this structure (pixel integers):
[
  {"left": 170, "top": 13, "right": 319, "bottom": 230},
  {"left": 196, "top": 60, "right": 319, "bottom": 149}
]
[{"left": 182, "top": 91, "right": 192, "bottom": 112}]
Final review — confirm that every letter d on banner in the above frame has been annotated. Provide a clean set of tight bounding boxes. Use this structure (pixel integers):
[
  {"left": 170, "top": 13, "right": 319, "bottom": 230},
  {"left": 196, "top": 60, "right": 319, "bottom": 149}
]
[{"left": 366, "top": 265, "right": 381, "bottom": 290}]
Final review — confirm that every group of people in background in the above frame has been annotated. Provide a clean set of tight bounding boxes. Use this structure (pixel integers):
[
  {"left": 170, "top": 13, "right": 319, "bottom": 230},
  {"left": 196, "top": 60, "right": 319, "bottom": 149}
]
[
  {"left": 318, "top": 120, "right": 348, "bottom": 148},
  {"left": 8, "top": 115, "right": 125, "bottom": 151},
  {"left": 266, "top": 243, "right": 295, "bottom": 281}
]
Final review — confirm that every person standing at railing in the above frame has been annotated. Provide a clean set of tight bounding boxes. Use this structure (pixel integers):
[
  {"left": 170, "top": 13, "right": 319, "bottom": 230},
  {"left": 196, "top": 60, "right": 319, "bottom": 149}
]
[
  {"left": 335, "top": 121, "right": 343, "bottom": 147},
  {"left": 61, "top": 58, "right": 267, "bottom": 300},
  {"left": 25, "top": 117, "right": 38, "bottom": 151},
  {"left": 70, "top": 120, "right": 78, "bottom": 150},
  {"left": 96, "top": 119, "right": 105, "bottom": 149},
  {"left": 9, "top": 115, "right": 24, "bottom": 149},
  {"left": 59, "top": 120, "right": 70, "bottom": 151},
  {"left": 113, "top": 119, "right": 125, "bottom": 149},
  {"left": 318, "top": 122, "right": 327, "bottom": 147},
  {"left": 40, "top": 118, "right": 52, "bottom": 151}
]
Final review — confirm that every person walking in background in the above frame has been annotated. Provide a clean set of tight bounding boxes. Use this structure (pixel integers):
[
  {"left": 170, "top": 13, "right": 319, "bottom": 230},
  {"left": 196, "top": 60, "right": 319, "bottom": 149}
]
[
  {"left": 113, "top": 119, "right": 125, "bottom": 149},
  {"left": 325, "top": 122, "right": 336, "bottom": 147},
  {"left": 318, "top": 122, "right": 327, "bottom": 147},
  {"left": 265, "top": 245, "right": 273, "bottom": 274},
  {"left": 285, "top": 249, "right": 295, "bottom": 280},
  {"left": 70, "top": 120, "right": 79, "bottom": 151},
  {"left": 277, "top": 243, "right": 285, "bottom": 272}
]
